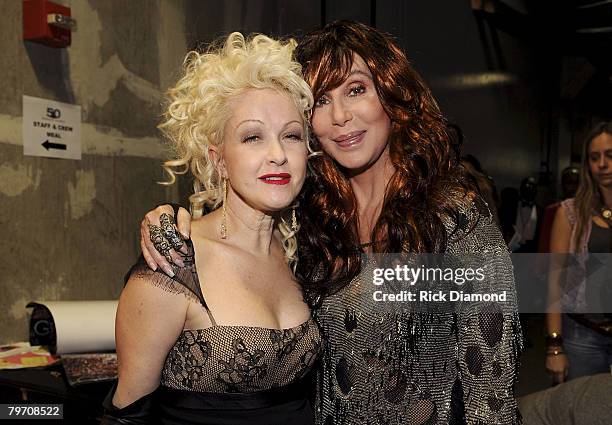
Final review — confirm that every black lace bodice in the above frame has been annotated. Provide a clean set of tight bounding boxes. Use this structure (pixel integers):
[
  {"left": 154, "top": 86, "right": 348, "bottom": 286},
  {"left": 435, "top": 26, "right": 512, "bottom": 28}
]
[
  {"left": 128, "top": 241, "right": 321, "bottom": 394},
  {"left": 162, "top": 318, "right": 320, "bottom": 393}
]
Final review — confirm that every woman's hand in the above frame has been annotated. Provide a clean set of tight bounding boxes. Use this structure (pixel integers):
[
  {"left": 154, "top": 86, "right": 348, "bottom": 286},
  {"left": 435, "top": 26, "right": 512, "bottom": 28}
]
[
  {"left": 545, "top": 352, "right": 569, "bottom": 385},
  {"left": 140, "top": 204, "right": 192, "bottom": 276}
]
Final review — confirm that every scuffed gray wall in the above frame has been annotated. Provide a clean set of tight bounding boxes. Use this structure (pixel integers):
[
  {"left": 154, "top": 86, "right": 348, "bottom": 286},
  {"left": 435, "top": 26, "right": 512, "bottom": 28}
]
[{"left": 0, "top": 0, "right": 187, "bottom": 344}]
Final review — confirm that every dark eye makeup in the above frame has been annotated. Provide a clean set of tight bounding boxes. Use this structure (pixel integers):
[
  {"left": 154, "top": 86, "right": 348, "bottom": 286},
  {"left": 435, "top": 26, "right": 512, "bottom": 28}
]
[{"left": 242, "top": 134, "right": 260, "bottom": 143}]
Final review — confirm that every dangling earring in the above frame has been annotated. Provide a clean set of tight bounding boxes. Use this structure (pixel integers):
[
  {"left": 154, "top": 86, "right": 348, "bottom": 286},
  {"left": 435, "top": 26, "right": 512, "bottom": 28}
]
[
  {"left": 221, "top": 179, "right": 228, "bottom": 239},
  {"left": 291, "top": 207, "right": 298, "bottom": 232}
]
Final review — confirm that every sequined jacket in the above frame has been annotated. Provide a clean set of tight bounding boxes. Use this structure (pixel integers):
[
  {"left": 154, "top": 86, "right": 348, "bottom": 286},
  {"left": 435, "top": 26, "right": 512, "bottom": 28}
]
[{"left": 312, "top": 198, "right": 523, "bottom": 424}]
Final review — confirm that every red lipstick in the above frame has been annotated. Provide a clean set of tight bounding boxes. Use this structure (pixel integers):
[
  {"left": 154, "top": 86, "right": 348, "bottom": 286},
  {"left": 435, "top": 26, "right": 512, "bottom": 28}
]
[{"left": 258, "top": 173, "right": 291, "bottom": 185}]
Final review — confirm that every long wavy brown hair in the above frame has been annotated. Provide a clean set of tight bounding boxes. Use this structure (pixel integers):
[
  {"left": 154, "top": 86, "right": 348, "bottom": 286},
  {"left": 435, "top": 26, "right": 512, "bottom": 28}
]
[
  {"left": 573, "top": 121, "right": 612, "bottom": 248},
  {"left": 294, "top": 21, "right": 474, "bottom": 299}
]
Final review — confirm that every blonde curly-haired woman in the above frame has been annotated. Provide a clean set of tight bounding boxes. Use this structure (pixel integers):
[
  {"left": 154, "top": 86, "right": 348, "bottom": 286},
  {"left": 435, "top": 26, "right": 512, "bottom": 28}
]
[{"left": 101, "top": 33, "right": 320, "bottom": 425}]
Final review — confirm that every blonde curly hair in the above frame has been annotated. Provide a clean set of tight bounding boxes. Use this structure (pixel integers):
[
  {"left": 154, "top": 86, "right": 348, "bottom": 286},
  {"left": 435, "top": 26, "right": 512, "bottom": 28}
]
[{"left": 158, "top": 32, "right": 313, "bottom": 264}]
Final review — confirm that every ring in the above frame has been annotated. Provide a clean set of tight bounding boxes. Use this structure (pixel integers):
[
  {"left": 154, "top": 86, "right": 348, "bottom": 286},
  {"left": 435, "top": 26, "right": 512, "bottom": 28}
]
[
  {"left": 149, "top": 224, "right": 173, "bottom": 263},
  {"left": 160, "top": 213, "right": 184, "bottom": 251}
]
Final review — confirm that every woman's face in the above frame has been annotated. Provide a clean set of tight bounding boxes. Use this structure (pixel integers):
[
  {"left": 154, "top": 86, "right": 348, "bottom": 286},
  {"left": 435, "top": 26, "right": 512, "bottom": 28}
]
[
  {"left": 311, "top": 54, "right": 392, "bottom": 173},
  {"left": 218, "top": 88, "right": 307, "bottom": 213},
  {"left": 588, "top": 132, "right": 612, "bottom": 188}
]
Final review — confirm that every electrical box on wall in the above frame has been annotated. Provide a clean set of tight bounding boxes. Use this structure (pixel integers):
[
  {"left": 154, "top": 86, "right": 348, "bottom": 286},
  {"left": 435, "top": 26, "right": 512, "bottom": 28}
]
[{"left": 23, "top": 0, "right": 76, "bottom": 48}]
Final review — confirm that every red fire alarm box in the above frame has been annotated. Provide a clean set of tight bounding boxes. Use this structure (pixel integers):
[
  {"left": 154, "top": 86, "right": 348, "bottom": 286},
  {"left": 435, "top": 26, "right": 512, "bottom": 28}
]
[{"left": 23, "top": 0, "right": 76, "bottom": 48}]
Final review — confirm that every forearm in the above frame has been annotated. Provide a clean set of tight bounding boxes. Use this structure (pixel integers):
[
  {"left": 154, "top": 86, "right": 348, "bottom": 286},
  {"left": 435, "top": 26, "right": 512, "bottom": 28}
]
[
  {"left": 545, "top": 312, "right": 562, "bottom": 335},
  {"left": 545, "top": 255, "right": 564, "bottom": 336}
]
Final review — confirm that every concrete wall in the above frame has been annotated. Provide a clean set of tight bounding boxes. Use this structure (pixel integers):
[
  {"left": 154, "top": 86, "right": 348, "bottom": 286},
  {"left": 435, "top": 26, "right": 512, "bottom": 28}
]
[
  {"left": 0, "top": 0, "right": 186, "bottom": 344},
  {"left": 377, "top": 1, "right": 548, "bottom": 192}
]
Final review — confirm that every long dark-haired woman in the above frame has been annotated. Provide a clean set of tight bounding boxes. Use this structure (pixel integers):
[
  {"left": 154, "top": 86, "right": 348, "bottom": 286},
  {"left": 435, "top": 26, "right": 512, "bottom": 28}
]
[
  {"left": 546, "top": 122, "right": 612, "bottom": 384},
  {"left": 140, "top": 21, "right": 522, "bottom": 424}
]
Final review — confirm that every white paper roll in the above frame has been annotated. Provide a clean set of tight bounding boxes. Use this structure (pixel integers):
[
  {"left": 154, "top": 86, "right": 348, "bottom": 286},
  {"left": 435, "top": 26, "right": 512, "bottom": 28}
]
[{"left": 27, "top": 301, "right": 118, "bottom": 354}]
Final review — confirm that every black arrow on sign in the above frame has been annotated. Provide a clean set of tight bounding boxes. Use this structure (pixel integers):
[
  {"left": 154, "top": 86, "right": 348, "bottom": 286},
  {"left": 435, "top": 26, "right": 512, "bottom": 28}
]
[{"left": 42, "top": 140, "right": 66, "bottom": 151}]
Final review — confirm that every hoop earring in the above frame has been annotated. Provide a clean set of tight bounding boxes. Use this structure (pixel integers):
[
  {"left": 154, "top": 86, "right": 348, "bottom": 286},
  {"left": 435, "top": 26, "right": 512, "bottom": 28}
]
[
  {"left": 221, "top": 179, "right": 228, "bottom": 239},
  {"left": 291, "top": 207, "right": 298, "bottom": 233}
]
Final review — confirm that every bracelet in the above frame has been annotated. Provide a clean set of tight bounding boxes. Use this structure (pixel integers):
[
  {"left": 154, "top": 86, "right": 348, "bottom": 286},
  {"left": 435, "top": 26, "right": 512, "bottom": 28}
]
[{"left": 545, "top": 332, "right": 563, "bottom": 347}]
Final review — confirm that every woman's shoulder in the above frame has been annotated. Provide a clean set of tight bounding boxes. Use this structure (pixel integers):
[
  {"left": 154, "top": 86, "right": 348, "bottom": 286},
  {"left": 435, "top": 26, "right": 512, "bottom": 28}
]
[
  {"left": 125, "top": 247, "right": 203, "bottom": 306},
  {"left": 121, "top": 266, "right": 191, "bottom": 325},
  {"left": 439, "top": 189, "right": 492, "bottom": 230},
  {"left": 443, "top": 191, "right": 507, "bottom": 254},
  {"left": 560, "top": 197, "right": 576, "bottom": 207},
  {"left": 190, "top": 211, "right": 225, "bottom": 246},
  {"left": 190, "top": 212, "right": 213, "bottom": 235},
  {"left": 559, "top": 197, "right": 576, "bottom": 213},
  {"left": 559, "top": 197, "right": 577, "bottom": 225},
  {"left": 189, "top": 214, "right": 236, "bottom": 261}
]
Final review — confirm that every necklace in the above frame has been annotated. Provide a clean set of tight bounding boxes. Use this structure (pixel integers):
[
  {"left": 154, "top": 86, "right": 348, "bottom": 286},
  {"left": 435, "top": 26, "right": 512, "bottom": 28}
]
[
  {"left": 597, "top": 207, "right": 612, "bottom": 252},
  {"left": 354, "top": 240, "right": 388, "bottom": 253}
]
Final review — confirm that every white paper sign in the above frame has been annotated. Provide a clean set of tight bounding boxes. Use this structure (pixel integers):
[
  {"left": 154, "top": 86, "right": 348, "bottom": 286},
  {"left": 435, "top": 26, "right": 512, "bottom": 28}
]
[{"left": 23, "top": 95, "right": 81, "bottom": 160}]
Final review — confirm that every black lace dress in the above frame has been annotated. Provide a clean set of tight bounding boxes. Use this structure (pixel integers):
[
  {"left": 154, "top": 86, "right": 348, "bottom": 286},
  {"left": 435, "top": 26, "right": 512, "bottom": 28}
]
[{"left": 121, "top": 241, "right": 321, "bottom": 425}]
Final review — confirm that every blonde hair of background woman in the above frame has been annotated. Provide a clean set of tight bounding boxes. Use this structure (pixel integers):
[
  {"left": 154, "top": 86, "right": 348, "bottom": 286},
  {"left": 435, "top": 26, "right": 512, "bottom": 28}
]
[{"left": 158, "top": 32, "right": 313, "bottom": 265}]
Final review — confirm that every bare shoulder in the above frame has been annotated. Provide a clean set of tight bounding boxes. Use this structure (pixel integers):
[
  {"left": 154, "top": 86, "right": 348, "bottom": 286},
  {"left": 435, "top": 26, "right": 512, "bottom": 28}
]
[
  {"left": 112, "top": 271, "right": 189, "bottom": 408},
  {"left": 117, "top": 273, "right": 190, "bottom": 348},
  {"left": 553, "top": 203, "right": 570, "bottom": 228},
  {"left": 121, "top": 272, "right": 189, "bottom": 319},
  {"left": 187, "top": 211, "right": 235, "bottom": 290},
  {"left": 551, "top": 204, "right": 571, "bottom": 241},
  {"left": 549, "top": 205, "right": 571, "bottom": 253},
  {"left": 190, "top": 210, "right": 241, "bottom": 256},
  {"left": 190, "top": 210, "right": 223, "bottom": 244}
]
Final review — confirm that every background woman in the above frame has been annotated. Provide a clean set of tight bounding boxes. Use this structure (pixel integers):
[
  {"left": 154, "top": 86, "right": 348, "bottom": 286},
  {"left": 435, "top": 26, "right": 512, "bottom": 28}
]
[
  {"left": 546, "top": 121, "right": 612, "bottom": 384},
  {"left": 102, "top": 32, "right": 320, "bottom": 425},
  {"left": 140, "top": 21, "right": 522, "bottom": 424}
]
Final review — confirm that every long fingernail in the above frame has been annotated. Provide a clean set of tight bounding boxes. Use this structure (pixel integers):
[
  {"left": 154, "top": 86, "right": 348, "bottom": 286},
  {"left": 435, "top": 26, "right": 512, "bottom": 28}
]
[
  {"left": 174, "top": 258, "right": 185, "bottom": 267},
  {"left": 164, "top": 267, "right": 175, "bottom": 277}
]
